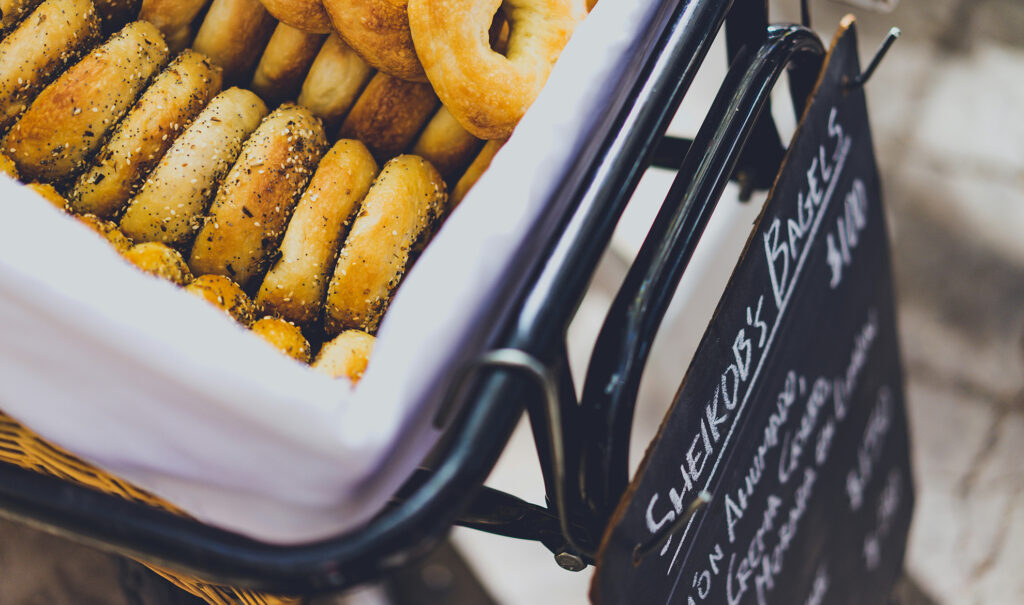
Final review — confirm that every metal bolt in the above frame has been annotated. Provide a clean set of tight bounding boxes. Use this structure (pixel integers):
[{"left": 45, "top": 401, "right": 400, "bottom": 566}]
[{"left": 554, "top": 551, "right": 587, "bottom": 572}]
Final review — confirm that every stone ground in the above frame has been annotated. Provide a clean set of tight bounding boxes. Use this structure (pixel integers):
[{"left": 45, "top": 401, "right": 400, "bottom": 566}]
[{"left": 0, "top": 0, "right": 1021, "bottom": 603}]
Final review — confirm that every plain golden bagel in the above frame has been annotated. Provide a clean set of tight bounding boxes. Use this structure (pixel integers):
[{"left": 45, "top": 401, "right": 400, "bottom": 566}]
[
  {"left": 258, "top": 0, "right": 332, "bottom": 34},
  {"left": 323, "top": 154, "right": 445, "bottom": 334},
  {"left": 192, "top": 0, "right": 276, "bottom": 84},
  {"left": 251, "top": 22, "right": 326, "bottom": 104},
  {"left": 138, "top": 0, "right": 210, "bottom": 52},
  {"left": 407, "top": 0, "right": 576, "bottom": 139},
  {"left": 322, "top": 0, "right": 425, "bottom": 82},
  {"left": 337, "top": 72, "right": 437, "bottom": 162},
  {"left": 313, "top": 329, "right": 375, "bottom": 382},
  {"left": 296, "top": 34, "right": 372, "bottom": 131}
]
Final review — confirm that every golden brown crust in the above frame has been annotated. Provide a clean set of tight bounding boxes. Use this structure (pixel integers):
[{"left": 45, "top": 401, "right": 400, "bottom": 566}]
[
  {"left": 296, "top": 34, "right": 372, "bottom": 131},
  {"left": 411, "top": 105, "right": 482, "bottom": 181},
  {"left": 70, "top": 50, "right": 223, "bottom": 218},
  {"left": 184, "top": 274, "right": 255, "bottom": 325},
  {"left": 408, "top": 0, "right": 576, "bottom": 139},
  {"left": 451, "top": 137, "right": 504, "bottom": 208},
  {"left": 0, "top": 0, "right": 43, "bottom": 34},
  {"left": 139, "top": 0, "right": 210, "bottom": 52},
  {"left": 3, "top": 20, "right": 170, "bottom": 183},
  {"left": 322, "top": 0, "right": 425, "bottom": 82},
  {"left": 251, "top": 23, "right": 326, "bottom": 105},
  {"left": 257, "top": 139, "right": 378, "bottom": 325},
  {"left": 119, "top": 87, "right": 268, "bottom": 246},
  {"left": 0, "top": 0, "right": 101, "bottom": 133},
  {"left": 78, "top": 213, "right": 134, "bottom": 252},
  {"left": 251, "top": 316, "right": 312, "bottom": 362},
  {"left": 188, "top": 104, "right": 328, "bottom": 288},
  {"left": 337, "top": 72, "right": 437, "bottom": 162},
  {"left": 313, "top": 329, "right": 374, "bottom": 382},
  {"left": 0, "top": 152, "right": 18, "bottom": 178},
  {"left": 192, "top": 0, "right": 276, "bottom": 85},
  {"left": 26, "top": 182, "right": 67, "bottom": 210},
  {"left": 323, "top": 154, "right": 445, "bottom": 334},
  {"left": 258, "top": 0, "right": 332, "bottom": 34},
  {"left": 124, "top": 241, "right": 194, "bottom": 285}
]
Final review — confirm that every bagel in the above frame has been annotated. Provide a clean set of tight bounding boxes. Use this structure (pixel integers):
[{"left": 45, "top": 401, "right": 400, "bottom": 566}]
[
  {"left": 257, "top": 139, "right": 378, "bottom": 325},
  {"left": 407, "top": 0, "right": 576, "bottom": 139},
  {"left": 411, "top": 106, "right": 482, "bottom": 180},
  {"left": 296, "top": 34, "right": 372, "bottom": 131},
  {"left": 70, "top": 50, "right": 223, "bottom": 218},
  {"left": 337, "top": 72, "right": 437, "bottom": 162},
  {"left": 313, "top": 329, "right": 374, "bottom": 382},
  {"left": 251, "top": 316, "right": 312, "bottom": 362},
  {"left": 0, "top": 0, "right": 101, "bottom": 133},
  {"left": 189, "top": 104, "right": 328, "bottom": 288},
  {"left": 0, "top": 0, "right": 42, "bottom": 34},
  {"left": 3, "top": 20, "right": 170, "bottom": 183},
  {"left": 251, "top": 22, "right": 325, "bottom": 105},
  {"left": 451, "top": 137, "right": 504, "bottom": 208},
  {"left": 322, "top": 0, "right": 425, "bottom": 82},
  {"left": 78, "top": 213, "right": 133, "bottom": 252},
  {"left": 185, "top": 274, "right": 256, "bottom": 325},
  {"left": 138, "top": 0, "right": 210, "bottom": 52},
  {"left": 119, "top": 88, "right": 267, "bottom": 246},
  {"left": 0, "top": 152, "right": 16, "bottom": 178},
  {"left": 258, "top": 0, "right": 331, "bottom": 34},
  {"left": 192, "top": 0, "right": 276, "bottom": 85},
  {"left": 124, "top": 241, "right": 194, "bottom": 285},
  {"left": 323, "top": 154, "right": 445, "bottom": 334}
]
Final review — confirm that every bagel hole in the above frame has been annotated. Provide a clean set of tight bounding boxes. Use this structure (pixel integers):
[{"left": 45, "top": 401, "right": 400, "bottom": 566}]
[{"left": 489, "top": 9, "right": 511, "bottom": 56}]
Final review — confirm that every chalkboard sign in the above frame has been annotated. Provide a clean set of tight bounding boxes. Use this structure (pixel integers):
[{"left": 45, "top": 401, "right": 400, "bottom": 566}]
[{"left": 591, "top": 19, "right": 913, "bottom": 605}]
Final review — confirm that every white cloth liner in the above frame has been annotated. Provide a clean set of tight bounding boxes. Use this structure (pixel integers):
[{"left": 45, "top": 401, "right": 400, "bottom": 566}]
[{"left": 0, "top": 0, "right": 661, "bottom": 544}]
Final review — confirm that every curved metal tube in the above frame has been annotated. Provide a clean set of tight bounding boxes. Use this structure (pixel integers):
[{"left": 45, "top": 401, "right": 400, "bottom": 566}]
[{"left": 579, "top": 25, "right": 826, "bottom": 522}]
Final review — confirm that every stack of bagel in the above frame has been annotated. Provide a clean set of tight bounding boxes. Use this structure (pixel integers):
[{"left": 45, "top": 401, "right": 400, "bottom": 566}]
[{"left": 0, "top": 0, "right": 584, "bottom": 382}]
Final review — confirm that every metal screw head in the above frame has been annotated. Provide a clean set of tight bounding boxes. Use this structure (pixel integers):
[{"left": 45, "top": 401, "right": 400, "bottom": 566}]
[{"left": 554, "top": 552, "right": 587, "bottom": 572}]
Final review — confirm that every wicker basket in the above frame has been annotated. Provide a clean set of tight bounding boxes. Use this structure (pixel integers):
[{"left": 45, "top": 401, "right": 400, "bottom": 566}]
[{"left": 0, "top": 411, "right": 301, "bottom": 605}]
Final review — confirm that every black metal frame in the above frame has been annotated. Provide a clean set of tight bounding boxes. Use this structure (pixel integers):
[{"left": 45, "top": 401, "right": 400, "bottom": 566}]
[{"left": 0, "top": 0, "right": 844, "bottom": 597}]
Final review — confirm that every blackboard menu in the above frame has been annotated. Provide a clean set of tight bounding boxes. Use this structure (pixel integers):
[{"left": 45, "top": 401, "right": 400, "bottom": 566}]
[{"left": 592, "top": 19, "right": 914, "bottom": 605}]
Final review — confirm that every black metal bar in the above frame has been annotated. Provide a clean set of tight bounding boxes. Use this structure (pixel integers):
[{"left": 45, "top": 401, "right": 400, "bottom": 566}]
[
  {"left": 578, "top": 25, "right": 826, "bottom": 522},
  {"left": 651, "top": 136, "right": 693, "bottom": 170},
  {"left": 725, "top": 0, "right": 786, "bottom": 198}
]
